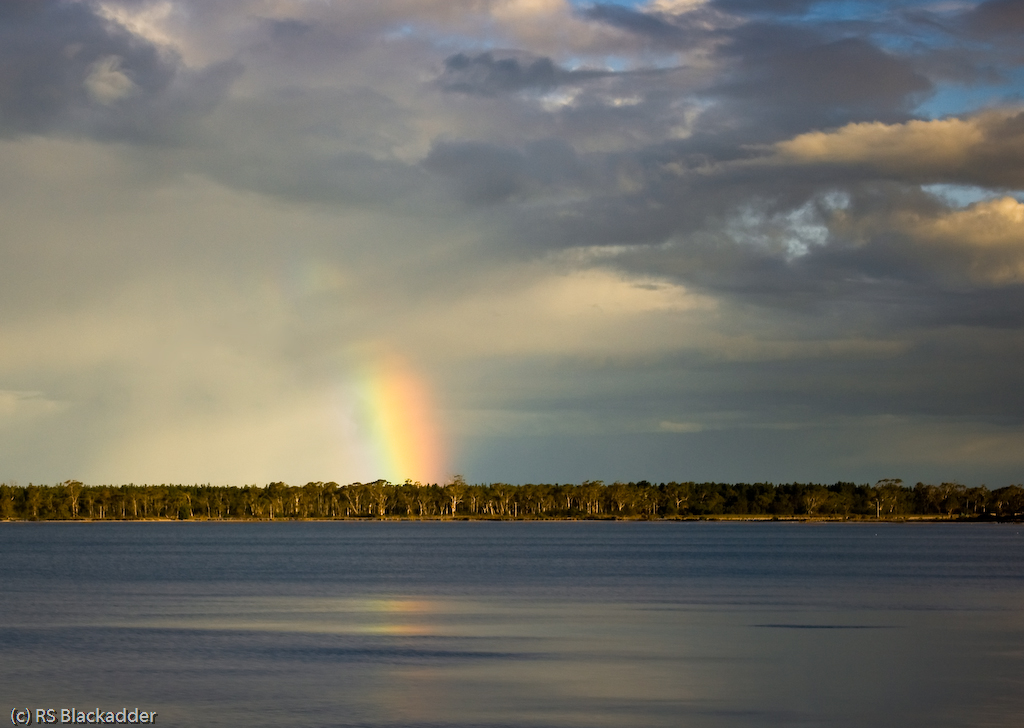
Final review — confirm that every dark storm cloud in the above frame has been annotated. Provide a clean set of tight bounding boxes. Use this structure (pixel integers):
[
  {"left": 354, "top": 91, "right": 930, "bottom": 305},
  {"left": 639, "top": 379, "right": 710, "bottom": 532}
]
[
  {"left": 185, "top": 85, "right": 434, "bottom": 209},
  {"left": 707, "top": 26, "right": 932, "bottom": 135},
  {"left": 710, "top": 0, "right": 818, "bottom": 14},
  {"left": 423, "top": 138, "right": 584, "bottom": 204},
  {"left": 267, "top": 19, "right": 317, "bottom": 41},
  {"left": 960, "top": 0, "right": 1024, "bottom": 37},
  {"left": 579, "top": 2, "right": 750, "bottom": 52},
  {"left": 581, "top": 3, "right": 695, "bottom": 46},
  {"left": 415, "top": 3, "right": 1018, "bottom": 327},
  {"left": 0, "top": 0, "right": 237, "bottom": 142},
  {"left": 0, "top": 0, "right": 169, "bottom": 130},
  {"left": 439, "top": 51, "right": 610, "bottom": 96},
  {"left": 452, "top": 135, "right": 831, "bottom": 251},
  {"left": 897, "top": 1, "right": 1023, "bottom": 89},
  {"left": 91, "top": 60, "right": 242, "bottom": 144},
  {"left": 433, "top": 117, "right": 1022, "bottom": 339},
  {"left": 577, "top": 5, "right": 930, "bottom": 138},
  {"left": 570, "top": 160, "right": 1024, "bottom": 333}
]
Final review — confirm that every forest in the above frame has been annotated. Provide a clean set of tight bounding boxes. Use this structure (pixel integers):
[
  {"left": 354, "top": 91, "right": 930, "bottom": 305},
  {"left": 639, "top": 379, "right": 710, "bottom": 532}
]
[{"left": 1, "top": 478, "right": 1022, "bottom": 521}]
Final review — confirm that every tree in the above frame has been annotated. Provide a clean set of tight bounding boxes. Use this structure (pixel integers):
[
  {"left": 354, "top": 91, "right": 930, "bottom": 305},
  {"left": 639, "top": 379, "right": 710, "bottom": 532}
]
[
  {"left": 415, "top": 485, "right": 437, "bottom": 516},
  {"left": 445, "top": 475, "right": 467, "bottom": 516},
  {"left": 663, "top": 482, "right": 692, "bottom": 515},
  {"left": 965, "top": 486, "right": 988, "bottom": 515},
  {"left": 367, "top": 480, "right": 392, "bottom": 517},
  {"left": 878, "top": 479, "right": 905, "bottom": 518},
  {"left": 802, "top": 484, "right": 829, "bottom": 516},
  {"left": 63, "top": 480, "right": 83, "bottom": 518},
  {"left": 938, "top": 482, "right": 966, "bottom": 518},
  {"left": 395, "top": 482, "right": 417, "bottom": 516},
  {"left": 992, "top": 485, "right": 1024, "bottom": 517},
  {"left": 609, "top": 482, "right": 636, "bottom": 515},
  {"left": 344, "top": 484, "right": 366, "bottom": 516},
  {"left": 491, "top": 483, "right": 516, "bottom": 516},
  {"left": 263, "top": 482, "right": 289, "bottom": 519},
  {"left": 692, "top": 483, "right": 724, "bottom": 515},
  {"left": 579, "top": 481, "right": 603, "bottom": 516}
]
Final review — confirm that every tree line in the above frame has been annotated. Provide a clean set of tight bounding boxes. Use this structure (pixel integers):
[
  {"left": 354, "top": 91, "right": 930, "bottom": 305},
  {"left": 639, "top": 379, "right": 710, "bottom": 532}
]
[{"left": 1, "top": 478, "right": 1022, "bottom": 521}]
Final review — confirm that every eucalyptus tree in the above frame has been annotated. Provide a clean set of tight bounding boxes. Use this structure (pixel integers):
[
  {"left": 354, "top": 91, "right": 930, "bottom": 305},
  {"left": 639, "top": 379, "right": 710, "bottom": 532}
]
[
  {"left": 964, "top": 486, "right": 988, "bottom": 515},
  {"left": 579, "top": 481, "right": 603, "bottom": 516},
  {"left": 692, "top": 483, "right": 725, "bottom": 515},
  {"left": 802, "top": 484, "right": 830, "bottom": 516},
  {"left": 414, "top": 485, "right": 437, "bottom": 516},
  {"left": 491, "top": 483, "right": 516, "bottom": 516},
  {"left": 991, "top": 485, "right": 1024, "bottom": 517},
  {"left": 465, "top": 485, "right": 486, "bottom": 515},
  {"left": 637, "top": 484, "right": 660, "bottom": 517},
  {"left": 663, "top": 482, "right": 692, "bottom": 515},
  {"left": 342, "top": 484, "right": 365, "bottom": 516},
  {"left": 608, "top": 482, "right": 635, "bottom": 515},
  {"left": 938, "top": 483, "right": 967, "bottom": 518},
  {"left": 518, "top": 484, "right": 547, "bottom": 517},
  {"left": 444, "top": 476, "right": 467, "bottom": 516},
  {"left": 395, "top": 482, "right": 417, "bottom": 516},
  {"left": 367, "top": 480, "right": 392, "bottom": 517},
  {"left": 62, "top": 480, "right": 83, "bottom": 518}
]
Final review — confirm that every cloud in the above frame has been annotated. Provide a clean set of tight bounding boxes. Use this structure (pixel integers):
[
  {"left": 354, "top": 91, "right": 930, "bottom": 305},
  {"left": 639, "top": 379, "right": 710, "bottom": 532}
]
[
  {"left": 0, "top": 389, "right": 65, "bottom": 421},
  {"left": 659, "top": 420, "right": 704, "bottom": 432},
  {"left": 0, "top": 0, "right": 163, "bottom": 132},
  {"left": 776, "top": 116, "right": 985, "bottom": 167},
  {"left": 582, "top": 3, "right": 694, "bottom": 47},
  {"left": 705, "top": 29, "right": 933, "bottom": 136},
  {"left": 0, "top": 0, "right": 237, "bottom": 142},
  {"left": 709, "top": 0, "right": 816, "bottom": 14},
  {"left": 85, "top": 55, "right": 137, "bottom": 103},
  {"left": 439, "top": 51, "right": 611, "bottom": 96},
  {"left": 423, "top": 138, "right": 585, "bottom": 204},
  {"left": 388, "top": 264, "right": 718, "bottom": 359},
  {"left": 846, "top": 197, "right": 1024, "bottom": 286},
  {"left": 960, "top": 0, "right": 1024, "bottom": 38},
  {"left": 771, "top": 109, "right": 1024, "bottom": 187}
]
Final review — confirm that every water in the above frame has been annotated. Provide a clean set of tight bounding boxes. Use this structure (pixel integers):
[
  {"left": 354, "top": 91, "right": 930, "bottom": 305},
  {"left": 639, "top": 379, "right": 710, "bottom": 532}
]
[{"left": 1, "top": 521, "right": 1022, "bottom": 727}]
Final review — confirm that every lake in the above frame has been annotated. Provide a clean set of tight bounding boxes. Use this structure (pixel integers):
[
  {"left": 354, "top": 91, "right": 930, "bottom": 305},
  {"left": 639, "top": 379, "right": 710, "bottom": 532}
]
[{"left": 1, "top": 521, "right": 1022, "bottom": 727}]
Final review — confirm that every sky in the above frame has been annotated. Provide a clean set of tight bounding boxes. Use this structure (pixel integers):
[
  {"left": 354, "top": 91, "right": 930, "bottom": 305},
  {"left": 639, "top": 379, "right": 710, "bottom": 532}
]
[{"left": 1, "top": 0, "right": 1023, "bottom": 487}]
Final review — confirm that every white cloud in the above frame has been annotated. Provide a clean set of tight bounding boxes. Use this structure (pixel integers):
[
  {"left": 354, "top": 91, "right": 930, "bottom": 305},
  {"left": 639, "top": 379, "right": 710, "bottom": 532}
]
[{"left": 85, "top": 55, "right": 136, "bottom": 104}]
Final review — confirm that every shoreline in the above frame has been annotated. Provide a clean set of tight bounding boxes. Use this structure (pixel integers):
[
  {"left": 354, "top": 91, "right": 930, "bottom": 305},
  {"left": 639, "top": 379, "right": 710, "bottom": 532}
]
[{"left": 2, "top": 514, "right": 1020, "bottom": 523}]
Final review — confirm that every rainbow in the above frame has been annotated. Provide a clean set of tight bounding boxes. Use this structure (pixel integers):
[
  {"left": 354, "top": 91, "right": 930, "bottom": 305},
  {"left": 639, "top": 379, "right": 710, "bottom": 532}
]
[
  {"left": 264, "top": 258, "right": 448, "bottom": 485},
  {"left": 347, "top": 354, "right": 448, "bottom": 485}
]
